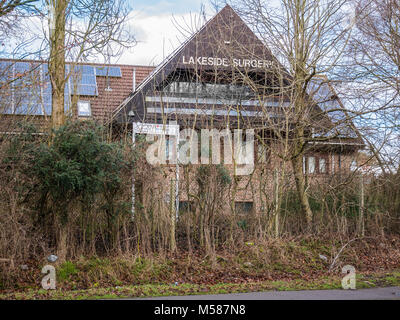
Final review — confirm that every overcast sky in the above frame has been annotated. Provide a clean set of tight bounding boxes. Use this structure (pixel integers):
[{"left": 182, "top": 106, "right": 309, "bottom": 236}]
[{"left": 118, "top": 0, "right": 216, "bottom": 66}]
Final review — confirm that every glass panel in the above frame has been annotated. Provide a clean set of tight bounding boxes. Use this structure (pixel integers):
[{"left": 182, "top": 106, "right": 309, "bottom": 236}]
[
  {"left": 0, "top": 61, "right": 99, "bottom": 115},
  {"left": 350, "top": 159, "right": 357, "bottom": 171},
  {"left": 179, "top": 201, "right": 194, "bottom": 215},
  {"left": 13, "top": 62, "right": 44, "bottom": 115},
  {"left": 308, "top": 156, "right": 315, "bottom": 174},
  {"left": 257, "top": 143, "right": 268, "bottom": 163},
  {"left": 95, "top": 66, "right": 122, "bottom": 77},
  {"left": 69, "top": 65, "right": 98, "bottom": 96},
  {"left": 319, "top": 158, "right": 326, "bottom": 173},
  {"left": 78, "top": 100, "right": 91, "bottom": 117},
  {"left": 0, "top": 61, "right": 13, "bottom": 114},
  {"left": 235, "top": 202, "right": 253, "bottom": 214},
  {"left": 162, "top": 81, "right": 254, "bottom": 100}
]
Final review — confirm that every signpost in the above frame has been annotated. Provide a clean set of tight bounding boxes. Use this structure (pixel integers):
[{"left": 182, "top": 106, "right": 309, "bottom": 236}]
[{"left": 131, "top": 122, "right": 180, "bottom": 219}]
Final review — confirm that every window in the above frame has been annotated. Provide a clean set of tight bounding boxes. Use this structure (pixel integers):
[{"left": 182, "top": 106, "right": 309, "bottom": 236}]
[
  {"left": 319, "top": 158, "right": 326, "bottom": 174},
  {"left": 350, "top": 159, "right": 357, "bottom": 171},
  {"left": 78, "top": 100, "right": 91, "bottom": 117},
  {"left": 235, "top": 202, "right": 253, "bottom": 214},
  {"left": 162, "top": 80, "right": 254, "bottom": 99},
  {"left": 179, "top": 201, "right": 195, "bottom": 215},
  {"left": 257, "top": 143, "right": 269, "bottom": 163},
  {"left": 165, "top": 136, "right": 174, "bottom": 161},
  {"left": 157, "top": 135, "right": 178, "bottom": 163},
  {"left": 236, "top": 136, "right": 253, "bottom": 164},
  {"left": 308, "top": 156, "right": 316, "bottom": 174}
]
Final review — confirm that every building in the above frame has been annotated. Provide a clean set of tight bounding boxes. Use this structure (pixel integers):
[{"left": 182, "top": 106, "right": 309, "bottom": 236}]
[
  {"left": 0, "top": 5, "right": 363, "bottom": 216},
  {"left": 0, "top": 60, "right": 154, "bottom": 131}
]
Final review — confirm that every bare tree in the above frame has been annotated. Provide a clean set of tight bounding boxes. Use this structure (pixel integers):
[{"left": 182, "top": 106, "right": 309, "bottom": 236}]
[
  {"left": 215, "top": 0, "right": 356, "bottom": 231},
  {"left": 0, "top": 0, "right": 36, "bottom": 17},
  {"left": 347, "top": 0, "right": 400, "bottom": 173},
  {"left": 43, "top": 0, "right": 135, "bottom": 128},
  {"left": 0, "top": 1, "right": 38, "bottom": 55}
]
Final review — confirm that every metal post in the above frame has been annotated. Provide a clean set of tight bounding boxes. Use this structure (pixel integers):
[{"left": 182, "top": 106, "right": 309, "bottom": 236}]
[
  {"left": 274, "top": 168, "right": 279, "bottom": 238},
  {"left": 131, "top": 122, "right": 179, "bottom": 221},
  {"left": 175, "top": 133, "right": 180, "bottom": 219},
  {"left": 132, "top": 68, "right": 136, "bottom": 92},
  {"left": 131, "top": 128, "right": 135, "bottom": 220},
  {"left": 359, "top": 174, "right": 365, "bottom": 236}
]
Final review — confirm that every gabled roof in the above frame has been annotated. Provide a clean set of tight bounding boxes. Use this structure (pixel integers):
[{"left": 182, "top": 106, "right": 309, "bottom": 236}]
[
  {"left": 110, "top": 5, "right": 362, "bottom": 146},
  {"left": 111, "top": 5, "right": 284, "bottom": 124}
]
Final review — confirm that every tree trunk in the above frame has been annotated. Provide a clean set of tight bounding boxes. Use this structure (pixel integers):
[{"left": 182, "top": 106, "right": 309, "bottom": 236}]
[
  {"left": 49, "top": 0, "right": 68, "bottom": 129},
  {"left": 273, "top": 168, "right": 280, "bottom": 238},
  {"left": 169, "top": 179, "right": 176, "bottom": 252},
  {"left": 291, "top": 152, "right": 313, "bottom": 232},
  {"left": 358, "top": 174, "right": 365, "bottom": 236},
  {"left": 57, "top": 226, "right": 68, "bottom": 263}
]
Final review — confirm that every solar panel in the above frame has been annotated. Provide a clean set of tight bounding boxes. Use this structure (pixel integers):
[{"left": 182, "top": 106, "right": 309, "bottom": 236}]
[
  {"left": 64, "top": 65, "right": 71, "bottom": 114},
  {"left": 80, "top": 74, "right": 97, "bottom": 84},
  {"left": 13, "top": 62, "right": 44, "bottom": 115},
  {"left": 0, "top": 62, "right": 100, "bottom": 115},
  {"left": 0, "top": 60, "right": 13, "bottom": 79},
  {"left": 95, "top": 66, "right": 122, "bottom": 77},
  {"left": 73, "top": 65, "right": 95, "bottom": 75},
  {"left": 308, "top": 78, "right": 358, "bottom": 139},
  {"left": 41, "top": 64, "right": 52, "bottom": 115},
  {"left": 14, "top": 62, "right": 30, "bottom": 75},
  {"left": 309, "top": 79, "right": 346, "bottom": 121},
  {"left": 69, "top": 83, "right": 98, "bottom": 96},
  {"left": 75, "top": 84, "right": 97, "bottom": 96},
  {"left": 0, "top": 61, "right": 13, "bottom": 114},
  {"left": 69, "top": 65, "right": 98, "bottom": 96}
]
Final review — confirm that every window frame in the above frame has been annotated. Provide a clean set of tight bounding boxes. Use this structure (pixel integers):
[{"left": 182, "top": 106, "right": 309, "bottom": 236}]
[
  {"left": 234, "top": 201, "right": 254, "bottom": 215},
  {"left": 77, "top": 100, "right": 92, "bottom": 117},
  {"left": 308, "top": 156, "right": 316, "bottom": 174},
  {"left": 319, "top": 157, "right": 327, "bottom": 174}
]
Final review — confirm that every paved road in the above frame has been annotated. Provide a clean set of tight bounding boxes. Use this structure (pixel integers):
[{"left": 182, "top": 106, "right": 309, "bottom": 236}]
[{"left": 137, "top": 286, "right": 400, "bottom": 300}]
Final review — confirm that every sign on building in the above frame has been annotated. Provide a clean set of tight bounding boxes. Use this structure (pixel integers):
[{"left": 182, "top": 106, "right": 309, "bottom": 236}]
[{"left": 131, "top": 122, "right": 180, "bottom": 220}]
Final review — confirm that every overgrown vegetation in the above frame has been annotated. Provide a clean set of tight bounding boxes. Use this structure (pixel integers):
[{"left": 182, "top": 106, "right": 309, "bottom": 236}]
[
  {"left": 0, "top": 120, "right": 399, "bottom": 292},
  {"left": 2, "top": 270, "right": 400, "bottom": 300},
  {"left": 1, "top": 236, "right": 399, "bottom": 297},
  {"left": 0, "top": 121, "right": 135, "bottom": 283}
]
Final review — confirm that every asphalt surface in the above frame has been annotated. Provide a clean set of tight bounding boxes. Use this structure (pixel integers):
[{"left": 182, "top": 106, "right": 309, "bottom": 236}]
[{"left": 136, "top": 286, "right": 400, "bottom": 300}]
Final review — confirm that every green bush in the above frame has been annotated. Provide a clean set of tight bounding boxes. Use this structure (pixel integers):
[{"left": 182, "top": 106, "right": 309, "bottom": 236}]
[
  {"left": 28, "top": 121, "right": 128, "bottom": 224},
  {"left": 1, "top": 120, "right": 134, "bottom": 255}
]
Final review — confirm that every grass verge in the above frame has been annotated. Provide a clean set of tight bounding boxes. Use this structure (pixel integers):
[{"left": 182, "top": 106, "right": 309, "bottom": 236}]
[{"left": 1, "top": 271, "right": 399, "bottom": 300}]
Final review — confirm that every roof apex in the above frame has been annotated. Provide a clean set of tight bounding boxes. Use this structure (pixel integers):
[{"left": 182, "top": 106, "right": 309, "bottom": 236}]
[{"left": 112, "top": 4, "right": 276, "bottom": 122}]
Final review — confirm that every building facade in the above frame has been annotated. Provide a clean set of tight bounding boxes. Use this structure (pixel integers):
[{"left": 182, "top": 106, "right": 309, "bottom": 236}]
[{"left": 0, "top": 5, "right": 363, "bottom": 216}]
